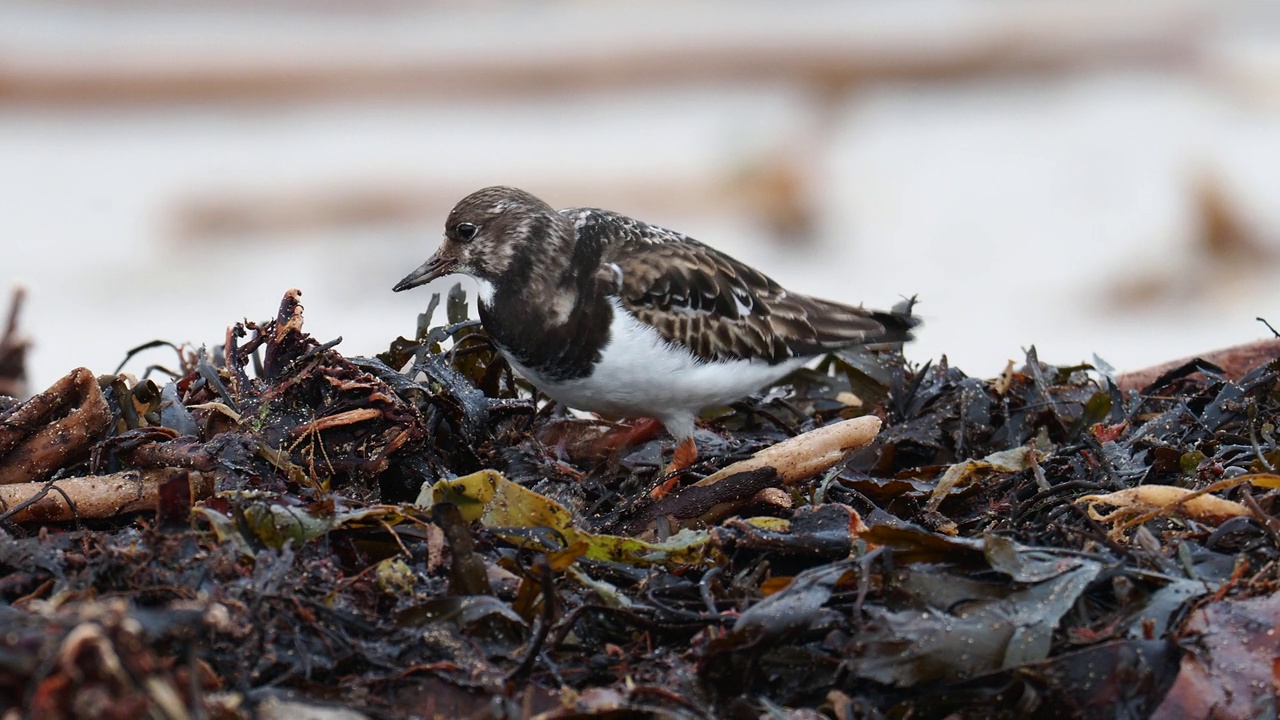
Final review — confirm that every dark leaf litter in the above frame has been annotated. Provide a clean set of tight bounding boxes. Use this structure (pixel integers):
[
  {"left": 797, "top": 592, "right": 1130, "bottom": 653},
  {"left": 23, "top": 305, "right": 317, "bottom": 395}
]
[{"left": 1, "top": 286, "right": 1279, "bottom": 719}]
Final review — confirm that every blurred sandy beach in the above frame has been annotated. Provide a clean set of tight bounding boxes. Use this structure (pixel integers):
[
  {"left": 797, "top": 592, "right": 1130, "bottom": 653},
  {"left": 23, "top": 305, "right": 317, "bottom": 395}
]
[{"left": 2, "top": 0, "right": 1279, "bottom": 388}]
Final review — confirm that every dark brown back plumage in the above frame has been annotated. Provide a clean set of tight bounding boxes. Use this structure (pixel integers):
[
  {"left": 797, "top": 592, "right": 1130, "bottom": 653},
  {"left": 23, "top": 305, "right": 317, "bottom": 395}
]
[{"left": 578, "top": 209, "right": 918, "bottom": 365}]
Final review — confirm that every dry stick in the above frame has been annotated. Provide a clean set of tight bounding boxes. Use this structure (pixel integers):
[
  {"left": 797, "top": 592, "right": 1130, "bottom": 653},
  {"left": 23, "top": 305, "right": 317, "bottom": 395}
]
[
  {"left": 631, "top": 416, "right": 882, "bottom": 534},
  {"left": 289, "top": 408, "right": 382, "bottom": 437},
  {"left": 1099, "top": 473, "right": 1276, "bottom": 539},
  {"left": 693, "top": 416, "right": 881, "bottom": 489},
  {"left": 0, "top": 479, "right": 68, "bottom": 525},
  {"left": 0, "top": 469, "right": 212, "bottom": 523}
]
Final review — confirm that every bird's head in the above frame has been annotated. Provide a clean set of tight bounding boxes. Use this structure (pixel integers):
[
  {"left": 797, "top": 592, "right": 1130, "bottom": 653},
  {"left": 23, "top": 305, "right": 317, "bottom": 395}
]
[{"left": 393, "top": 186, "right": 561, "bottom": 293}]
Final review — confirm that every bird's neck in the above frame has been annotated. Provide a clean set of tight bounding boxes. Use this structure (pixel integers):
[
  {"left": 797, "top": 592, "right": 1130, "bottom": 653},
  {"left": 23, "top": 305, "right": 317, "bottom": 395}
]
[
  {"left": 476, "top": 218, "right": 614, "bottom": 379},
  {"left": 486, "top": 218, "right": 601, "bottom": 325}
]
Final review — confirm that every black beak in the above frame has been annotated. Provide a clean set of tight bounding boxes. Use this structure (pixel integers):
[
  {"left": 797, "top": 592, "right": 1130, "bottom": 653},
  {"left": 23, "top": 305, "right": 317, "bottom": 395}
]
[{"left": 393, "top": 252, "right": 457, "bottom": 292}]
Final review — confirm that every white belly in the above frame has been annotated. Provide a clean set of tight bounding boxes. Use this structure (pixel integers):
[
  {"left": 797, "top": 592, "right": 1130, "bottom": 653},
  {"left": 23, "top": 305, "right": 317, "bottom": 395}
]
[{"left": 502, "top": 298, "right": 806, "bottom": 433}]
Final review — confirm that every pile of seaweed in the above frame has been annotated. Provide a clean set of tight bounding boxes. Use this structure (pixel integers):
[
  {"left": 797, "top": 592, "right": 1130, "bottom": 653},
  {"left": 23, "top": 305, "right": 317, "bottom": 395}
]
[{"left": 1, "top": 287, "right": 1278, "bottom": 719}]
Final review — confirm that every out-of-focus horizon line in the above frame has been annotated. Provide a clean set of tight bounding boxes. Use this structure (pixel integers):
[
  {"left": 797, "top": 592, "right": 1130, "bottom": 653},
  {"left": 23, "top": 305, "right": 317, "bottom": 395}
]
[{"left": 0, "top": 1, "right": 1203, "bottom": 106}]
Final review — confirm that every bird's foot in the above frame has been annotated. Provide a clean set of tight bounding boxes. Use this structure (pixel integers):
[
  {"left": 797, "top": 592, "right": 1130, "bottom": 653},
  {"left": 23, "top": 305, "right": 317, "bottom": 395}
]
[
  {"left": 651, "top": 437, "right": 697, "bottom": 499},
  {"left": 670, "top": 436, "right": 698, "bottom": 471}
]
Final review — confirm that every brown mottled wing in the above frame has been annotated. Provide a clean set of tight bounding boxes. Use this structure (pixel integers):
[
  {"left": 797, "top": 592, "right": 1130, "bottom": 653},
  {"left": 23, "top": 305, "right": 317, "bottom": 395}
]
[{"left": 596, "top": 218, "right": 916, "bottom": 365}]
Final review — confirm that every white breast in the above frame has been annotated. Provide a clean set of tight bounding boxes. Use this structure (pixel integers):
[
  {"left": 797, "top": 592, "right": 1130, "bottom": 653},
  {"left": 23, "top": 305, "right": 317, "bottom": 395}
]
[{"left": 502, "top": 298, "right": 806, "bottom": 436}]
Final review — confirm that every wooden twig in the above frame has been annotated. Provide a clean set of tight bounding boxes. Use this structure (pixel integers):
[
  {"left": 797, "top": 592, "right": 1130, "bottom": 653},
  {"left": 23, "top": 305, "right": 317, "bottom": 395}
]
[
  {"left": 0, "top": 469, "right": 212, "bottom": 523},
  {"left": 627, "top": 416, "right": 882, "bottom": 534},
  {"left": 693, "top": 416, "right": 882, "bottom": 490}
]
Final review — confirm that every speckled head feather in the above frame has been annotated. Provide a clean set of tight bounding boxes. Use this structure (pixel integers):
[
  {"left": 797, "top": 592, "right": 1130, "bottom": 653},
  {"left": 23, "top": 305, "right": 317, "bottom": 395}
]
[{"left": 443, "top": 186, "right": 575, "bottom": 284}]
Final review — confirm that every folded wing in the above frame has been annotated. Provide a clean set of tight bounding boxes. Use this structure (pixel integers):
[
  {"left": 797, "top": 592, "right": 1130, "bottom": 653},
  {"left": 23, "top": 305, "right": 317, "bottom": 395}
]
[{"left": 599, "top": 229, "right": 918, "bottom": 365}]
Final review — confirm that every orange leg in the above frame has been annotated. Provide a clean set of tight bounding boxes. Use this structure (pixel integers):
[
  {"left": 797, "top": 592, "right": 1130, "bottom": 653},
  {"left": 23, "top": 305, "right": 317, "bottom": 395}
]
[
  {"left": 670, "top": 437, "right": 698, "bottom": 471},
  {"left": 651, "top": 437, "right": 698, "bottom": 499}
]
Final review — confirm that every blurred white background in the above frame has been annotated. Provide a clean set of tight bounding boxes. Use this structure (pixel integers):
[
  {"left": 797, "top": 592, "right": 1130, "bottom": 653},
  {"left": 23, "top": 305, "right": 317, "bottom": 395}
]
[{"left": 3, "top": 0, "right": 1280, "bottom": 390}]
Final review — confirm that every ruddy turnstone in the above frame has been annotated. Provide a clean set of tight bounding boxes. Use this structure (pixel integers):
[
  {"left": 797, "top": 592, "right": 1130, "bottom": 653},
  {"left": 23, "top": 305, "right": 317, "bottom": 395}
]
[{"left": 394, "top": 186, "right": 918, "bottom": 474}]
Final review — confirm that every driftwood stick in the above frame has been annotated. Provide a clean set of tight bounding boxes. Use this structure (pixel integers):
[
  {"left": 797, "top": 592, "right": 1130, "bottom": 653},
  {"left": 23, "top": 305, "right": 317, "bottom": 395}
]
[
  {"left": 0, "top": 469, "right": 212, "bottom": 523},
  {"left": 692, "top": 415, "right": 882, "bottom": 489},
  {"left": 290, "top": 408, "right": 382, "bottom": 437},
  {"left": 627, "top": 416, "right": 882, "bottom": 535}
]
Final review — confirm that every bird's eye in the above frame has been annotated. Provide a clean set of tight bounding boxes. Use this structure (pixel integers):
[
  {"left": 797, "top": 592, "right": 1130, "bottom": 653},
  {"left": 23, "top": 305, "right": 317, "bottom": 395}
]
[{"left": 455, "top": 222, "right": 478, "bottom": 241}]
